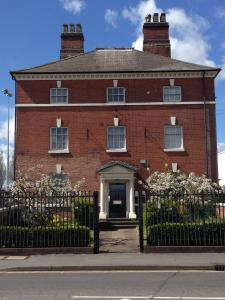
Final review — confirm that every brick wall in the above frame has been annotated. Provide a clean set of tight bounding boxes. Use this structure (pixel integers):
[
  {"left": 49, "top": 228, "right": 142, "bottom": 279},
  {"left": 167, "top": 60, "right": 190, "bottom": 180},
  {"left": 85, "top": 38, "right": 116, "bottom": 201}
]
[
  {"left": 15, "top": 103, "right": 218, "bottom": 190},
  {"left": 16, "top": 78, "right": 215, "bottom": 104}
]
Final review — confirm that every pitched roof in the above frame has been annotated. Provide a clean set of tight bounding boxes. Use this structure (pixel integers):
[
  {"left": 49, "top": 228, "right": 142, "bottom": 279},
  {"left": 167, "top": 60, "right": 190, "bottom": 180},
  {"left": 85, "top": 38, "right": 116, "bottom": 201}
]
[
  {"left": 96, "top": 161, "right": 137, "bottom": 173},
  {"left": 11, "top": 49, "right": 220, "bottom": 75}
]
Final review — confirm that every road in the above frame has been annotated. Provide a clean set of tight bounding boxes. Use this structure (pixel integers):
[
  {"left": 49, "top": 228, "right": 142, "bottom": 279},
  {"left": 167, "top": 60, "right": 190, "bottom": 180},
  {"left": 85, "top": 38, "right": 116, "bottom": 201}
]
[{"left": 0, "top": 271, "right": 225, "bottom": 300}]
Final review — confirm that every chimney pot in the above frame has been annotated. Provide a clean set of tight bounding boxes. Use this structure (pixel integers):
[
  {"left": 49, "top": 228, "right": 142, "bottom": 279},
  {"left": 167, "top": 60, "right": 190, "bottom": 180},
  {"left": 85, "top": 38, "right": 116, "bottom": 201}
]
[
  {"left": 76, "top": 24, "right": 82, "bottom": 33},
  {"left": 160, "top": 13, "right": 166, "bottom": 22},
  {"left": 70, "top": 24, "right": 75, "bottom": 32},
  {"left": 63, "top": 24, "right": 68, "bottom": 33},
  {"left": 145, "top": 14, "right": 151, "bottom": 23},
  {"left": 153, "top": 13, "right": 159, "bottom": 22}
]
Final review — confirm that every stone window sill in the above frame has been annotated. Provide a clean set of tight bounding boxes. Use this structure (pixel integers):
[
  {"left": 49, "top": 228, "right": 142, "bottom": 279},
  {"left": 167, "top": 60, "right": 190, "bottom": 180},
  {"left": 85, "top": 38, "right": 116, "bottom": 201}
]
[
  {"left": 106, "top": 149, "right": 127, "bottom": 153},
  {"left": 48, "top": 149, "right": 70, "bottom": 154},
  {"left": 164, "top": 148, "right": 185, "bottom": 152}
]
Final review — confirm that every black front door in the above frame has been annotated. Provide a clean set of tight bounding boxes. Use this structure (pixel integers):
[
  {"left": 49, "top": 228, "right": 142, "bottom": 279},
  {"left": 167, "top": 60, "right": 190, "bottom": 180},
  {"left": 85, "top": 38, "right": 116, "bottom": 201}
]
[{"left": 109, "top": 183, "right": 126, "bottom": 218}]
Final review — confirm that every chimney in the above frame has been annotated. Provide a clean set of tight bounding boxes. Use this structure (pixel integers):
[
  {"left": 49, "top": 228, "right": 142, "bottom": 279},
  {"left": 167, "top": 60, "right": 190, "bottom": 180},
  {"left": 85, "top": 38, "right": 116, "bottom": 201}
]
[
  {"left": 60, "top": 23, "right": 84, "bottom": 59},
  {"left": 143, "top": 13, "right": 171, "bottom": 57}
]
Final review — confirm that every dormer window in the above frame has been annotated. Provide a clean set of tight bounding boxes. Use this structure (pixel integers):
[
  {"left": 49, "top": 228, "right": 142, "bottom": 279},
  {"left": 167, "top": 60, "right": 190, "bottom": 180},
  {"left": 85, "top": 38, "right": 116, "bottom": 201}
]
[
  {"left": 163, "top": 86, "right": 181, "bottom": 102},
  {"left": 107, "top": 87, "right": 125, "bottom": 103},
  {"left": 50, "top": 88, "right": 68, "bottom": 104}
]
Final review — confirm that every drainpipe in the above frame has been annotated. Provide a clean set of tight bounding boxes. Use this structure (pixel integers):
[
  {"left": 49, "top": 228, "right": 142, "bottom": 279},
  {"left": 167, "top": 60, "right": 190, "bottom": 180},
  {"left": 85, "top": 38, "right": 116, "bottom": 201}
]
[{"left": 202, "top": 71, "right": 209, "bottom": 177}]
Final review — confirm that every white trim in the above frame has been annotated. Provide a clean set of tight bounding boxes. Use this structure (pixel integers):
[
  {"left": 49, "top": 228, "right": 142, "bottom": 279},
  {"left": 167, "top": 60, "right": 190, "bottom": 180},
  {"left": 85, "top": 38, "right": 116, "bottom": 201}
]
[
  {"left": 48, "top": 149, "right": 69, "bottom": 154},
  {"left": 16, "top": 101, "right": 216, "bottom": 108},
  {"left": 13, "top": 70, "right": 218, "bottom": 81},
  {"left": 98, "top": 166, "right": 136, "bottom": 220},
  {"left": 164, "top": 148, "right": 185, "bottom": 152},
  {"left": 106, "top": 149, "right": 127, "bottom": 153},
  {"left": 170, "top": 78, "right": 175, "bottom": 86}
]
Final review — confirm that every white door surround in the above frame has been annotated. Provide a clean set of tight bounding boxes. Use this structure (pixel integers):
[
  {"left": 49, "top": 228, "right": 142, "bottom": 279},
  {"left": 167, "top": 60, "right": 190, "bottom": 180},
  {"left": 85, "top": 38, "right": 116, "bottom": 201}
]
[{"left": 96, "top": 161, "right": 137, "bottom": 220}]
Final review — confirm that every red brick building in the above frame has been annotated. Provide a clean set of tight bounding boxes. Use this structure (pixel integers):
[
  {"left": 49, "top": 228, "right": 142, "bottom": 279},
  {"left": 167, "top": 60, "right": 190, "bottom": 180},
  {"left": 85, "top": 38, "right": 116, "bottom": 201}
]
[{"left": 11, "top": 13, "right": 220, "bottom": 219}]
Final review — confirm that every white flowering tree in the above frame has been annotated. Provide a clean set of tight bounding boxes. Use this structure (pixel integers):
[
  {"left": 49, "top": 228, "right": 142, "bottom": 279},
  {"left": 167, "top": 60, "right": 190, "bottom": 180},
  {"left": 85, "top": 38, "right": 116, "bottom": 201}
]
[
  {"left": 8, "top": 166, "right": 85, "bottom": 227},
  {"left": 10, "top": 165, "right": 85, "bottom": 195},
  {"left": 145, "top": 170, "right": 221, "bottom": 194},
  {"left": 142, "top": 170, "right": 224, "bottom": 225}
]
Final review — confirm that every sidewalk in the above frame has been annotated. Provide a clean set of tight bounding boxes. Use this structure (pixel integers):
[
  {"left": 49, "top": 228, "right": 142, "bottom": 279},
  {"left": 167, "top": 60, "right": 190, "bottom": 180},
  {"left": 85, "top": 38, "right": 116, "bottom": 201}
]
[{"left": 1, "top": 253, "right": 225, "bottom": 271}]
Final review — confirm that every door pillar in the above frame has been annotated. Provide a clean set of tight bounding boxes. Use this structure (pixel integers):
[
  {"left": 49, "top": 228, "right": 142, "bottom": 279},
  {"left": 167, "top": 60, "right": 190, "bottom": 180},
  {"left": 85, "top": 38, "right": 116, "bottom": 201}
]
[
  {"left": 128, "top": 179, "right": 136, "bottom": 219},
  {"left": 99, "top": 178, "right": 107, "bottom": 219}
]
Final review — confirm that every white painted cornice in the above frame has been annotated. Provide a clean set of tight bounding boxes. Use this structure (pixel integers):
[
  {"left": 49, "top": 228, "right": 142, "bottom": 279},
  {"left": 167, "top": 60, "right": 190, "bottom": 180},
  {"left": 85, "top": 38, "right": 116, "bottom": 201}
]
[
  {"left": 16, "top": 101, "right": 216, "bottom": 108},
  {"left": 13, "top": 71, "right": 218, "bottom": 81}
]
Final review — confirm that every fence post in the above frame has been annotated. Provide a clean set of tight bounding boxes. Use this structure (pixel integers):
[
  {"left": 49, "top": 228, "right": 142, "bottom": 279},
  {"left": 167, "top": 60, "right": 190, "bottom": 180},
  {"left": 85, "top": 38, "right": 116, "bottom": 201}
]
[
  {"left": 138, "top": 190, "right": 144, "bottom": 252},
  {"left": 93, "top": 191, "right": 99, "bottom": 254}
]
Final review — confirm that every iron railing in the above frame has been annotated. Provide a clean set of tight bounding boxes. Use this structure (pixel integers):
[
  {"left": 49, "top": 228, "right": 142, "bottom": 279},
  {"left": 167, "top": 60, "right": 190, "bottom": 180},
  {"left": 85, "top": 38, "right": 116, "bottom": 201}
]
[
  {"left": 0, "top": 191, "right": 99, "bottom": 252},
  {"left": 139, "top": 191, "right": 225, "bottom": 247}
]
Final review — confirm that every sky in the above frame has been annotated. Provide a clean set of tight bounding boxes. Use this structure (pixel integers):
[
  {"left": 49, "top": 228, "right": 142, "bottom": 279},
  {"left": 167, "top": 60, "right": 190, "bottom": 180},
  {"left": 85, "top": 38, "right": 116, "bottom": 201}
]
[{"left": 0, "top": 0, "right": 225, "bottom": 164}]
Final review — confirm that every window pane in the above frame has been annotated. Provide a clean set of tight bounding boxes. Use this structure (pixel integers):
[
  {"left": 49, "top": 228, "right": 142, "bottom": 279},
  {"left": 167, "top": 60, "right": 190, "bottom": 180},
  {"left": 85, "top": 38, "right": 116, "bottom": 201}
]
[
  {"left": 50, "top": 88, "right": 68, "bottom": 103},
  {"left": 50, "top": 127, "right": 68, "bottom": 150},
  {"left": 164, "top": 126, "right": 182, "bottom": 149},
  {"left": 107, "top": 87, "right": 125, "bottom": 102},
  {"left": 107, "top": 127, "right": 125, "bottom": 149},
  {"left": 62, "top": 89, "right": 67, "bottom": 96},
  {"left": 108, "top": 95, "right": 113, "bottom": 102},
  {"left": 51, "top": 89, "right": 57, "bottom": 96},
  {"left": 164, "top": 86, "right": 181, "bottom": 102}
]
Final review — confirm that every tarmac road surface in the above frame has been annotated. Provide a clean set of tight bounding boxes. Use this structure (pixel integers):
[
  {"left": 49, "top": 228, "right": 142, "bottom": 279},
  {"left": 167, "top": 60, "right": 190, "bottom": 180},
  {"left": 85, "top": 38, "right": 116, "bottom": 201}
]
[{"left": 0, "top": 270, "right": 225, "bottom": 300}]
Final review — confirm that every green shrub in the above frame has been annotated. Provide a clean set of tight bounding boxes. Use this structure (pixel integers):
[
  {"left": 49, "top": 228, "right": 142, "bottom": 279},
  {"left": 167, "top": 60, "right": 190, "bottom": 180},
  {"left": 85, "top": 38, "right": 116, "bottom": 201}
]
[
  {"left": 73, "top": 198, "right": 94, "bottom": 229},
  {"left": 147, "top": 222, "right": 225, "bottom": 246},
  {"left": 0, "top": 225, "right": 91, "bottom": 248},
  {"left": 143, "top": 201, "right": 190, "bottom": 226}
]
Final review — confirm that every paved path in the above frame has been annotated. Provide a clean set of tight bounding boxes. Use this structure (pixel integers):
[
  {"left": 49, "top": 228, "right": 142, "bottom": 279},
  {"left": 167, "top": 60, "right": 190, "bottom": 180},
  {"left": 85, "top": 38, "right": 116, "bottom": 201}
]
[
  {"left": 1, "top": 253, "right": 225, "bottom": 271},
  {"left": 100, "top": 227, "right": 139, "bottom": 253}
]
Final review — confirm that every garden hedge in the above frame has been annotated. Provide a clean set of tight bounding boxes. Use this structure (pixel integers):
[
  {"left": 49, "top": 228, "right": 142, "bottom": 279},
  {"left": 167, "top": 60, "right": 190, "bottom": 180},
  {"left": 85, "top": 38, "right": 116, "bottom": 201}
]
[
  {"left": 147, "top": 222, "right": 225, "bottom": 246},
  {"left": 0, "top": 225, "right": 91, "bottom": 248}
]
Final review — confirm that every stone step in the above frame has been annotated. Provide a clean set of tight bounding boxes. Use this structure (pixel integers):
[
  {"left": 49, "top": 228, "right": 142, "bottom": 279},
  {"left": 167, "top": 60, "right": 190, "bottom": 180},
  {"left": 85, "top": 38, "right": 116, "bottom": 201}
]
[{"left": 99, "top": 218, "right": 139, "bottom": 228}]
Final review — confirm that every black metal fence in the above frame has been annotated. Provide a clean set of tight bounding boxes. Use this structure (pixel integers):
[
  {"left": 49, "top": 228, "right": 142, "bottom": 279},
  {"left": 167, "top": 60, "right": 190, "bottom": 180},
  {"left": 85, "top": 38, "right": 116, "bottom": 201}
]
[
  {"left": 139, "top": 191, "right": 225, "bottom": 248},
  {"left": 0, "top": 191, "right": 99, "bottom": 252}
]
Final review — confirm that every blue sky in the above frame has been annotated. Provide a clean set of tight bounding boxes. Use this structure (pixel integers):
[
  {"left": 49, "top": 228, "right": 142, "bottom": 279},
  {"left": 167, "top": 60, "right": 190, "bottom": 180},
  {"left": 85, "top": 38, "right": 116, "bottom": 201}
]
[{"left": 0, "top": 0, "right": 225, "bottom": 162}]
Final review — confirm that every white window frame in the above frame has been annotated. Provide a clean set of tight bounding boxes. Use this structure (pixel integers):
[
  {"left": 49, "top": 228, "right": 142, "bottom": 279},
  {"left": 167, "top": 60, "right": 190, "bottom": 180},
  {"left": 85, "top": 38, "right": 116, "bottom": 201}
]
[
  {"left": 48, "top": 127, "right": 69, "bottom": 154},
  {"left": 163, "top": 86, "right": 182, "bottom": 102},
  {"left": 164, "top": 125, "right": 184, "bottom": 152},
  {"left": 50, "top": 88, "right": 68, "bottom": 104},
  {"left": 107, "top": 87, "right": 125, "bottom": 103},
  {"left": 106, "top": 126, "right": 127, "bottom": 152}
]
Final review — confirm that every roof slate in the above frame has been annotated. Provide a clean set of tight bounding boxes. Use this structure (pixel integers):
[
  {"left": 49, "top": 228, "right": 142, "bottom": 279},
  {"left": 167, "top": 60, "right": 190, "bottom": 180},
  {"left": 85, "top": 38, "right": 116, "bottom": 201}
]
[{"left": 11, "top": 49, "right": 219, "bottom": 74}]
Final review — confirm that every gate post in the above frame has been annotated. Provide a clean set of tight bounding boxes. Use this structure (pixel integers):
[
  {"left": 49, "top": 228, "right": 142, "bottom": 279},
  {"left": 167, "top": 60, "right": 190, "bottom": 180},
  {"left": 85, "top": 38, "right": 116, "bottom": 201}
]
[
  {"left": 138, "top": 190, "right": 144, "bottom": 252},
  {"left": 93, "top": 191, "right": 99, "bottom": 254}
]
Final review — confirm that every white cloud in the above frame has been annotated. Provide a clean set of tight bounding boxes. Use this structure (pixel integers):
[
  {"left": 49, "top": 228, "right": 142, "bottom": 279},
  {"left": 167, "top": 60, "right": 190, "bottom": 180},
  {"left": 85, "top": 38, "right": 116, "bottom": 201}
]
[
  {"left": 217, "top": 57, "right": 225, "bottom": 80},
  {"left": 122, "top": 0, "right": 216, "bottom": 67},
  {"left": 218, "top": 151, "right": 225, "bottom": 186},
  {"left": 218, "top": 142, "right": 225, "bottom": 153},
  {"left": 0, "top": 116, "right": 15, "bottom": 145},
  {"left": 59, "top": 0, "right": 85, "bottom": 14},
  {"left": 215, "top": 7, "right": 225, "bottom": 19},
  {"left": 104, "top": 9, "right": 118, "bottom": 28}
]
